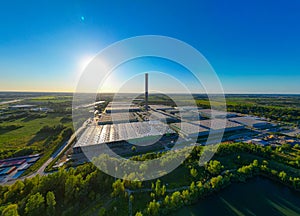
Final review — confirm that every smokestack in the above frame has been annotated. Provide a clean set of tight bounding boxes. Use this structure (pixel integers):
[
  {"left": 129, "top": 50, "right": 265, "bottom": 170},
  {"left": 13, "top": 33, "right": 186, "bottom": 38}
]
[{"left": 145, "top": 73, "right": 148, "bottom": 111}]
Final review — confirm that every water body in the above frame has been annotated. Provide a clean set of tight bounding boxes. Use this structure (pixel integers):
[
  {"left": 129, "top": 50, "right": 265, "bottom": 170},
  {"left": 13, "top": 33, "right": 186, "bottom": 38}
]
[{"left": 173, "top": 177, "right": 300, "bottom": 216}]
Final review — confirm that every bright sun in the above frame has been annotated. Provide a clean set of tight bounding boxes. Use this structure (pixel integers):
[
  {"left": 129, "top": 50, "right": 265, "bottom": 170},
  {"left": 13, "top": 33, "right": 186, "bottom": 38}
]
[{"left": 78, "top": 55, "right": 94, "bottom": 71}]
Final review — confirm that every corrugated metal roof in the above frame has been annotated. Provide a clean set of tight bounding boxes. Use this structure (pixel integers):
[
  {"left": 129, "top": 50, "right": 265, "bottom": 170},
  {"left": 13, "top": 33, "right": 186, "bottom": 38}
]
[
  {"left": 229, "top": 117, "right": 267, "bottom": 126},
  {"left": 74, "top": 121, "right": 175, "bottom": 147}
]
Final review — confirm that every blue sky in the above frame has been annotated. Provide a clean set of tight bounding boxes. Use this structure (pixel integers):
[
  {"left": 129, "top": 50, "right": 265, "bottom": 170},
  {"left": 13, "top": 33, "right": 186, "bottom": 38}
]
[{"left": 0, "top": 0, "right": 299, "bottom": 93}]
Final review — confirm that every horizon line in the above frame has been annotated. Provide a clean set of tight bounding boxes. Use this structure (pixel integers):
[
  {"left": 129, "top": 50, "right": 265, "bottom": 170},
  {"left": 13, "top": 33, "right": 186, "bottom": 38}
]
[{"left": 0, "top": 90, "right": 300, "bottom": 95}]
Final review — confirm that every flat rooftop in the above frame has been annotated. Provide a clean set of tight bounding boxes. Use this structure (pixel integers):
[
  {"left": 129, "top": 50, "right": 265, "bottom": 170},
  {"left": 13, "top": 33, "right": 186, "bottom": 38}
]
[
  {"left": 191, "top": 119, "right": 243, "bottom": 130},
  {"left": 170, "top": 122, "right": 209, "bottom": 136},
  {"left": 105, "top": 102, "right": 140, "bottom": 111},
  {"left": 229, "top": 117, "right": 268, "bottom": 126},
  {"left": 176, "top": 106, "right": 201, "bottom": 112},
  {"left": 98, "top": 113, "right": 138, "bottom": 124},
  {"left": 150, "top": 105, "right": 174, "bottom": 111},
  {"left": 105, "top": 107, "right": 141, "bottom": 113},
  {"left": 107, "top": 102, "right": 136, "bottom": 107},
  {"left": 199, "top": 109, "right": 237, "bottom": 118},
  {"left": 176, "top": 111, "right": 199, "bottom": 120},
  {"left": 74, "top": 121, "right": 175, "bottom": 148},
  {"left": 149, "top": 111, "right": 177, "bottom": 121}
]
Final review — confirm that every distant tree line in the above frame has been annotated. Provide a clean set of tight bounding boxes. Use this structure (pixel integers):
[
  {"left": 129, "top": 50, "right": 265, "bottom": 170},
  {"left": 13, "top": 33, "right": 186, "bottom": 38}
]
[{"left": 227, "top": 104, "right": 300, "bottom": 123}]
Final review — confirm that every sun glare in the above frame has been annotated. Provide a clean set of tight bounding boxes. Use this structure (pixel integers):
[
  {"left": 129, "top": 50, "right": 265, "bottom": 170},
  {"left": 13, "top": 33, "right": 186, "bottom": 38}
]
[{"left": 79, "top": 55, "right": 94, "bottom": 71}]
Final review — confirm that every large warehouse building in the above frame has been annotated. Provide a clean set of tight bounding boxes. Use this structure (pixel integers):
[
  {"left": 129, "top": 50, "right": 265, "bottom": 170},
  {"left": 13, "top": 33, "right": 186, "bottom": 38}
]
[
  {"left": 195, "top": 119, "right": 245, "bottom": 133},
  {"left": 170, "top": 122, "right": 209, "bottom": 138},
  {"left": 105, "top": 102, "right": 141, "bottom": 113},
  {"left": 73, "top": 121, "right": 176, "bottom": 155},
  {"left": 170, "top": 119, "right": 244, "bottom": 139},
  {"left": 97, "top": 113, "right": 138, "bottom": 125},
  {"left": 148, "top": 110, "right": 179, "bottom": 123},
  {"left": 229, "top": 117, "right": 268, "bottom": 129},
  {"left": 198, "top": 109, "right": 237, "bottom": 119}
]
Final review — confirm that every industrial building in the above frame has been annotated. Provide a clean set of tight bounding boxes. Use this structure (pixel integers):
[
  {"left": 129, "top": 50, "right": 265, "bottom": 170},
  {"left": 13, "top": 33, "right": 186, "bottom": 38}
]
[
  {"left": 170, "top": 118, "right": 244, "bottom": 139},
  {"left": 176, "top": 111, "right": 201, "bottom": 121},
  {"left": 195, "top": 119, "right": 245, "bottom": 133},
  {"left": 73, "top": 121, "right": 176, "bottom": 155},
  {"left": 150, "top": 105, "right": 174, "bottom": 111},
  {"left": 170, "top": 122, "right": 209, "bottom": 138},
  {"left": 148, "top": 110, "right": 179, "bottom": 123},
  {"left": 245, "top": 138, "right": 269, "bottom": 146},
  {"left": 198, "top": 109, "right": 237, "bottom": 119},
  {"left": 105, "top": 102, "right": 141, "bottom": 113},
  {"left": 229, "top": 117, "right": 268, "bottom": 129},
  {"left": 97, "top": 112, "right": 138, "bottom": 125}
]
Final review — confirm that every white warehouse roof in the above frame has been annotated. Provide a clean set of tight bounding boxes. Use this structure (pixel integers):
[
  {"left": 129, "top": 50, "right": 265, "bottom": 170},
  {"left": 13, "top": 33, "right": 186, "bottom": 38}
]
[
  {"left": 193, "top": 119, "right": 244, "bottom": 130},
  {"left": 229, "top": 117, "right": 268, "bottom": 128},
  {"left": 170, "top": 122, "right": 209, "bottom": 138},
  {"left": 74, "top": 121, "right": 175, "bottom": 148}
]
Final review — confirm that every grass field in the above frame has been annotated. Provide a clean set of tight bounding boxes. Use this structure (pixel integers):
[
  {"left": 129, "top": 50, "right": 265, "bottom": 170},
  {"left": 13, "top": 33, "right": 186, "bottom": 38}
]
[
  {"left": 0, "top": 113, "right": 72, "bottom": 149},
  {"left": 0, "top": 93, "right": 75, "bottom": 174},
  {"left": 26, "top": 95, "right": 73, "bottom": 103}
]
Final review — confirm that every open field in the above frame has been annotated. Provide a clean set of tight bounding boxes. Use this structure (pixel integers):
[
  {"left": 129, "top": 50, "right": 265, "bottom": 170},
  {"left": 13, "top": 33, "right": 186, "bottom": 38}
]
[
  {"left": 0, "top": 93, "right": 75, "bottom": 176},
  {"left": 0, "top": 113, "right": 72, "bottom": 149}
]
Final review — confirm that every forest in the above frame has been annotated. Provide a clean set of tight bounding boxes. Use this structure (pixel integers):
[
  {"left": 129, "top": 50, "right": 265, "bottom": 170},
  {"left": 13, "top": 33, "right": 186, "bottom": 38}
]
[{"left": 1, "top": 142, "right": 300, "bottom": 216}]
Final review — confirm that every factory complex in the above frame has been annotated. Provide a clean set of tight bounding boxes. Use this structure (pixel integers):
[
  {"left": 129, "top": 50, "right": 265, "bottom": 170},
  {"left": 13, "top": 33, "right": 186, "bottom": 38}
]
[
  {"left": 73, "top": 121, "right": 176, "bottom": 154},
  {"left": 73, "top": 73, "right": 273, "bottom": 157}
]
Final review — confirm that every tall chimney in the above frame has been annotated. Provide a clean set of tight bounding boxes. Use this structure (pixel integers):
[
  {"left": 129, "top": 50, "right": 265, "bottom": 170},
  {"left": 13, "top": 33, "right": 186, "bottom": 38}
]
[{"left": 145, "top": 73, "right": 148, "bottom": 111}]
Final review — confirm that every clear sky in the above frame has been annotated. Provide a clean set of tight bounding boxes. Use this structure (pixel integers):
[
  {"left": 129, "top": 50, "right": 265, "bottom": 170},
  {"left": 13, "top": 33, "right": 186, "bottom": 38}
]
[{"left": 0, "top": 0, "right": 299, "bottom": 93}]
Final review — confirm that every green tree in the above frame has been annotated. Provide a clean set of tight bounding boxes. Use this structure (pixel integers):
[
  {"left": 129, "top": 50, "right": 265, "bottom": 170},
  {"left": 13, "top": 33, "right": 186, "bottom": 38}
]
[
  {"left": 154, "top": 179, "right": 162, "bottom": 197},
  {"left": 1, "top": 204, "right": 19, "bottom": 216},
  {"left": 210, "top": 175, "right": 223, "bottom": 189},
  {"left": 279, "top": 171, "right": 288, "bottom": 182},
  {"left": 46, "top": 191, "right": 56, "bottom": 216},
  {"left": 161, "top": 184, "right": 166, "bottom": 196},
  {"left": 206, "top": 160, "right": 223, "bottom": 176},
  {"left": 147, "top": 200, "right": 160, "bottom": 216},
  {"left": 98, "top": 207, "right": 106, "bottom": 216},
  {"left": 130, "top": 194, "right": 134, "bottom": 202},
  {"left": 25, "top": 192, "right": 45, "bottom": 216},
  {"left": 131, "top": 146, "right": 137, "bottom": 152},
  {"left": 170, "top": 191, "right": 182, "bottom": 208},
  {"left": 281, "top": 143, "right": 291, "bottom": 151},
  {"left": 111, "top": 179, "right": 125, "bottom": 197},
  {"left": 190, "top": 168, "right": 198, "bottom": 178},
  {"left": 181, "top": 190, "right": 191, "bottom": 204},
  {"left": 4, "top": 181, "right": 25, "bottom": 203}
]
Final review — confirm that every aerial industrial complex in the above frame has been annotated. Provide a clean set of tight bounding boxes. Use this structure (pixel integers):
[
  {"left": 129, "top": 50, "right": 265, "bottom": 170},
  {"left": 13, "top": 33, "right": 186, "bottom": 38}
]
[
  {"left": 72, "top": 73, "right": 274, "bottom": 159},
  {"left": 73, "top": 121, "right": 176, "bottom": 155}
]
